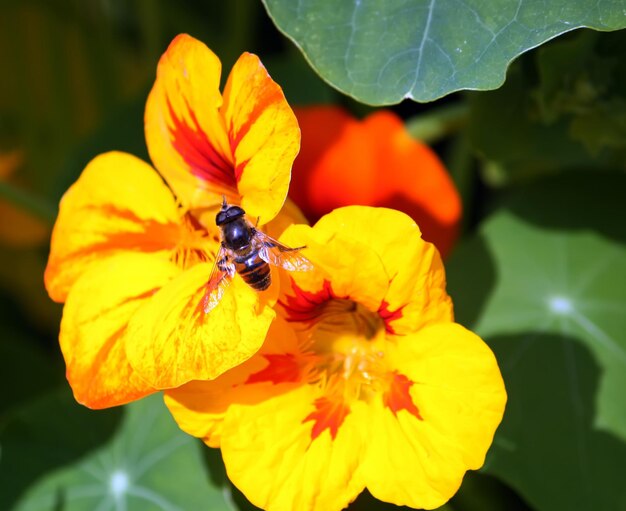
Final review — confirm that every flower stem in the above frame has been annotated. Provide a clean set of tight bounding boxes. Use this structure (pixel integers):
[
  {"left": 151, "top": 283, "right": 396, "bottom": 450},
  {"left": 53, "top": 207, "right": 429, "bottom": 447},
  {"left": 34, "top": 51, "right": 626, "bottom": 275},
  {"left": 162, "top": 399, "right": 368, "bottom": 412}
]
[
  {"left": 405, "top": 102, "right": 469, "bottom": 144},
  {"left": 0, "top": 181, "right": 57, "bottom": 225}
]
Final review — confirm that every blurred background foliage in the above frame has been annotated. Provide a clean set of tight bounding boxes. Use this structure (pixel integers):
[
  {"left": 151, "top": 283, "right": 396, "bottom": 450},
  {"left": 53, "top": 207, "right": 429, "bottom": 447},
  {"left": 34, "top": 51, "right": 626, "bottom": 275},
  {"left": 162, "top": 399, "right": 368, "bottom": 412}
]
[{"left": 0, "top": 1, "right": 624, "bottom": 510}]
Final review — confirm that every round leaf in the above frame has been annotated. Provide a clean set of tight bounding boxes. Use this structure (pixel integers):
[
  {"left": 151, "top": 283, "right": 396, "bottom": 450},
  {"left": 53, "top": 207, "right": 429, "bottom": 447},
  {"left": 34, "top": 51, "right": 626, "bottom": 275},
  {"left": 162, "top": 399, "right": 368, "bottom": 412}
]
[
  {"left": 262, "top": 0, "right": 626, "bottom": 104},
  {"left": 5, "top": 393, "right": 236, "bottom": 511},
  {"left": 446, "top": 174, "right": 626, "bottom": 510}
]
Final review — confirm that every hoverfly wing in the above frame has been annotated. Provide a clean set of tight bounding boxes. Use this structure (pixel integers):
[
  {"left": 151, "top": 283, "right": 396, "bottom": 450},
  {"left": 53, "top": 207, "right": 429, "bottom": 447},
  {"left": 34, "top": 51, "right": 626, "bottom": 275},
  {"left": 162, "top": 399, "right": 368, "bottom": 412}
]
[
  {"left": 255, "top": 230, "right": 313, "bottom": 272},
  {"left": 199, "top": 246, "right": 236, "bottom": 314}
]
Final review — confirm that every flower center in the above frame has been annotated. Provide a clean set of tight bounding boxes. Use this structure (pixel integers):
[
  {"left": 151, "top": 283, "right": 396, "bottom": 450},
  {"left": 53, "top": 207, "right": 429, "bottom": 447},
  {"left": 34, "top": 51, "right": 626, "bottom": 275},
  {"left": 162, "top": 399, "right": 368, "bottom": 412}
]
[
  {"left": 171, "top": 211, "right": 219, "bottom": 269},
  {"left": 304, "top": 298, "right": 389, "bottom": 402}
]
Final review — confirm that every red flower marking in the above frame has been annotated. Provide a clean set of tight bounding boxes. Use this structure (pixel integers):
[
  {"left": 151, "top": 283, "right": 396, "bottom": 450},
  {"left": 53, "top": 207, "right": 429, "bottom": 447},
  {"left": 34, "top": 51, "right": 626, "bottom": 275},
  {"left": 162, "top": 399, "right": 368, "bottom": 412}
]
[
  {"left": 303, "top": 397, "right": 350, "bottom": 441},
  {"left": 378, "top": 300, "right": 405, "bottom": 334},
  {"left": 279, "top": 279, "right": 335, "bottom": 323},
  {"left": 384, "top": 372, "right": 423, "bottom": 420},
  {"left": 166, "top": 98, "right": 237, "bottom": 189},
  {"left": 246, "top": 354, "right": 301, "bottom": 385},
  {"left": 227, "top": 84, "right": 284, "bottom": 155}
]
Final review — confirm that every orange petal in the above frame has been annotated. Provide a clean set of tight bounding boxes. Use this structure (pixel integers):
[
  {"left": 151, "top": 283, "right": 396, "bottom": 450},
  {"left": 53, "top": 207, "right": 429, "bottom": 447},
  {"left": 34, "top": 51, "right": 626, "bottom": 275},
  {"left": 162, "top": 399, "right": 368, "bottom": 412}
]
[
  {"left": 365, "top": 111, "right": 461, "bottom": 258},
  {"left": 125, "top": 263, "right": 278, "bottom": 389},
  {"left": 289, "top": 107, "right": 352, "bottom": 219},
  {"left": 279, "top": 206, "right": 453, "bottom": 333},
  {"left": 221, "top": 52, "right": 300, "bottom": 223},
  {"left": 44, "top": 151, "right": 181, "bottom": 302},
  {"left": 363, "top": 324, "right": 506, "bottom": 508},
  {"left": 291, "top": 106, "right": 461, "bottom": 257},
  {"left": 145, "top": 35, "right": 299, "bottom": 222},
  {"left": 145, "top": 34, "right": 233, "bottom": 208},
  {"left": 60, "top": 253, "right": 180, "bottom": 408}
]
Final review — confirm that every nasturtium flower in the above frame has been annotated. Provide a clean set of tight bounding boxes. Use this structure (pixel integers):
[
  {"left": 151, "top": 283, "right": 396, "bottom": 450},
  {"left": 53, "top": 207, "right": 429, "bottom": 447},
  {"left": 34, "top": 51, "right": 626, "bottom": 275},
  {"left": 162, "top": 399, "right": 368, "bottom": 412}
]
[
  {"left": 44, "top": 34, "right": 300, "bottom": 409},
  {"left": 289, "top": 106, "right": 461, "bottom": 258},
  {"left": 165, "top": 206, "right": 506, "bottom": 511}
]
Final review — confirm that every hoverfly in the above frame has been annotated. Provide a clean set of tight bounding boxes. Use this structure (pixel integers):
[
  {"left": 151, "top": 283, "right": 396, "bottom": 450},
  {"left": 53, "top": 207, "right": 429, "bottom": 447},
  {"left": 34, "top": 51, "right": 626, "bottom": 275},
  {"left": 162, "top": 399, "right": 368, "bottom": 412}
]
[{"left": 199, "top": 198, "right": 313, "bottom": 313}]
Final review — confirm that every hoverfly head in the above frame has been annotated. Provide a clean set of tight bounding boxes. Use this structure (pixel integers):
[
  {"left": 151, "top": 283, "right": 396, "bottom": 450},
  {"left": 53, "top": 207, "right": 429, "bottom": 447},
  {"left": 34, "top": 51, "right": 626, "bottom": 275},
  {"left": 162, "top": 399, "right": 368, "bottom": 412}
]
[{"left": 216, "top": 198, "right": 246, "bottom": 226}]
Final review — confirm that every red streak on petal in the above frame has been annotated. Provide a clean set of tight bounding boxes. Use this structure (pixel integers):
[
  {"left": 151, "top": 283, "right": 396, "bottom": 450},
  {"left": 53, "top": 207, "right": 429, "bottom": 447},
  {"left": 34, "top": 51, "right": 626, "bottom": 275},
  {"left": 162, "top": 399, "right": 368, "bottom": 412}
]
[
  {"left": 279, "top": 279, "right": 335, "bottom": 323},
  {"left": 246, "top": 354, "right": 301, "bottom": 385},
  {"left": 166, "top": 98, "right": 237, "bottom": 188},
  {"left": 228, "top": 86, "right": 285, "bottom": 154},
  {"left": 378, "top": 300, "right": 405, "bottom": 334},
  {"left": 303, "top": 397, "right": 350, "bottom": 441},
  {"left": 67, "top": 205, "right": 181, "bottom": 257},
  {"left": 234, "top": 158, "right": 249, "bottom": 182},
  {"left": 384, "top": 372, "right": 423, "bottom": 420}
]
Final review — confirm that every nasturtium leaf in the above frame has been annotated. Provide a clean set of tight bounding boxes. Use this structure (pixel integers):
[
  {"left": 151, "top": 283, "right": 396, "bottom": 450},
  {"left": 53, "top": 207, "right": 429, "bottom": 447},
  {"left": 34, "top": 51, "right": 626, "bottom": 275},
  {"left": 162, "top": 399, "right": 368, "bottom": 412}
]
[
  {"left": 262, "top": 0, "right": 626, "bottom": 105},
  {"left": 0, "top": 388, "right": 122, "bottom": 510},
  {"left": 6, "top": 393, "right": 235, "bottom": 511},
  {"left": 468, "top": 29, "right": 626, "bottom": 185},
  {"left": 534, "top": 30, "right": 626, "bottom": 157},
  {"left": 446, "top": 174, "right": 626, "bottom": 511}
]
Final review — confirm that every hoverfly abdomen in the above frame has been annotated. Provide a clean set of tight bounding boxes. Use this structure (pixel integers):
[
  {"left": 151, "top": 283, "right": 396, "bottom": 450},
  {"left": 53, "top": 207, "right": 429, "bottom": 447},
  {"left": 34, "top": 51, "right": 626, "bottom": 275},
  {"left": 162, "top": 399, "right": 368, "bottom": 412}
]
[{"left": 237, "top": 252, "right": 271, "bottom": 291}]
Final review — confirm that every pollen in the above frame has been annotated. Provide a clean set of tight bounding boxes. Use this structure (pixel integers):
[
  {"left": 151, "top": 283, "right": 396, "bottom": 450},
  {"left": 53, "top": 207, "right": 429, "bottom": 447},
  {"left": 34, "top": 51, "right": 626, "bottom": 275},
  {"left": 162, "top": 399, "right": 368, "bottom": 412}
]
[{"left": 170, "top": 211, "right": 216, "bottom": 269}]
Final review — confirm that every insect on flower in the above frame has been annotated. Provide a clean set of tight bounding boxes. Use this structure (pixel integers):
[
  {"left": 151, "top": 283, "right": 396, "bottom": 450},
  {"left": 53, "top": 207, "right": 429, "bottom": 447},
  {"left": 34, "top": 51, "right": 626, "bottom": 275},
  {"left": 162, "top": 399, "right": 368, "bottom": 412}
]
[{"left": 200, "top": 198, "right": 313, "bottom": 313}]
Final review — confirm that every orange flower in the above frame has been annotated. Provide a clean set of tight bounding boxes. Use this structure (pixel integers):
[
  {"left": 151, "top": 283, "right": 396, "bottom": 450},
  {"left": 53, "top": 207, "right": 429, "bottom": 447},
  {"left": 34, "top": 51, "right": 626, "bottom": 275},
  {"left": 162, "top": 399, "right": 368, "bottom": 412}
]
[
  {"left": 44, "top": 34, "right": 300, "bottom": 409},
  {"left": 166, "top": 206, "right": 506, "bottom": 511},
  {"left": 289, "top": 106, "right": 461, "bottom": 257}
]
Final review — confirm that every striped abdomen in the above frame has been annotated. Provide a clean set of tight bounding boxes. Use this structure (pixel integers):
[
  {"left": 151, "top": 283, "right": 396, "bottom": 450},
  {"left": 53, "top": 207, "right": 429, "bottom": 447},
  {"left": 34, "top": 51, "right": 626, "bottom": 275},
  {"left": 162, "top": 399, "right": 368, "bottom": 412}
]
[{"left": 236, "top": 251, "right": 271, "bottom": 291}]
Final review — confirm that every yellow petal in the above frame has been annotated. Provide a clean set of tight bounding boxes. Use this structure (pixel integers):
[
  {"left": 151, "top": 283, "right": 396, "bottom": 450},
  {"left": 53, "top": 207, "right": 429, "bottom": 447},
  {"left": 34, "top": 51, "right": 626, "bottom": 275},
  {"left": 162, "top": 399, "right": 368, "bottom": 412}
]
[
  {"left": 363, "top": 323, "right": 507, "bottom": 508},
  {"left": 125, "top": 263, "right": 278, "bottom": 389},
  {"left": 145, "top": 35, "right": 299, "bottom": 222},
  {"left": 45, "top": 151, "right": 180, "bottom": 302},
  {"left": 221, "top": 385, "right": 367, "bottom": 511},
  {"left": 278, "top": 223, "right": 390, "bottom": 315},
  {"left": 145, "top": 34, "right": 233, "bottom": 208},
  {"left": 164, "top": 317, "right": 302, "bottom": 447},
  {"left": 222, "top": 52, "right": 300, "bottom": 223},
  {"left": 310, "top": 206, "right": 453, "bottom": 333},
  {"left": 263, "top": 197, "right": 309, "bottom": 240},
  {"left": 278, "top": 206, "right": 452, "bottom": 331},
  {"left": 60, "top": 253, "right": 180, "bottom": 408}
]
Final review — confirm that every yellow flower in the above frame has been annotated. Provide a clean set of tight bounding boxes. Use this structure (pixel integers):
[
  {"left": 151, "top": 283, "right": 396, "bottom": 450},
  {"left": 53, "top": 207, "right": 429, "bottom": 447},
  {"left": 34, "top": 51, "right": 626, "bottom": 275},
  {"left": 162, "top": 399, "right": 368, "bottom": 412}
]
[
  {"left": 165, "top": 206, "right": 507, "bottom": 511},
  {"left": 44, "top": 34, "right": 300, "bottom": 409}
]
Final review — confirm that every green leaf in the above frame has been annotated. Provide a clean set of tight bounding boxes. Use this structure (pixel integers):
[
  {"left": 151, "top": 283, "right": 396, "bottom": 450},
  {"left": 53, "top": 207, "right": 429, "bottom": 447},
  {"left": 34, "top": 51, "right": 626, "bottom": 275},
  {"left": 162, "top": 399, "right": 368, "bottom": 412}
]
[
  {"left": 4, "top": 393, "right": 236, "bottom": 511},
  {"left": 446, "top": 173, "right": 626, "bottom": 510},
  {"left": 261, "top": 0, "right": 626, "bottom": 105},
  {"left": 534, "top": 30, "right": 626, "bottom": 156},
  {"left": 468, "top": 30, "right": 626, "bottom": 185},
  {"left": 0, "top": 388, "right": 122, "bottom": 510}
]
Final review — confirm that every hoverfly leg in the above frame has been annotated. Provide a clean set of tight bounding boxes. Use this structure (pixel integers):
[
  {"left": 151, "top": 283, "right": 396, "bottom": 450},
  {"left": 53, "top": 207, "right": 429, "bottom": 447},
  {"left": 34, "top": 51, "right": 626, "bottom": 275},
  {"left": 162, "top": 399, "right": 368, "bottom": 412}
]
[{"left": 216, "top": 255, "right": 229, "bottom": 271}]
